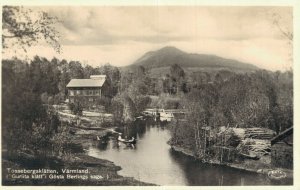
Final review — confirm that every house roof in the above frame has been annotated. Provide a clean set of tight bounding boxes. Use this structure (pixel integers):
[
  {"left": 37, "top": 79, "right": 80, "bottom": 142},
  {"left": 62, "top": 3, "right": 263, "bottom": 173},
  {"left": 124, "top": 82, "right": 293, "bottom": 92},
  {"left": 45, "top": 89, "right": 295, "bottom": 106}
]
[
  {"left": 66, "top": 78, "right": 105, "bottom": 88},
  {"left": 271, "top": 127, "right": 293, "bottom": 145}
]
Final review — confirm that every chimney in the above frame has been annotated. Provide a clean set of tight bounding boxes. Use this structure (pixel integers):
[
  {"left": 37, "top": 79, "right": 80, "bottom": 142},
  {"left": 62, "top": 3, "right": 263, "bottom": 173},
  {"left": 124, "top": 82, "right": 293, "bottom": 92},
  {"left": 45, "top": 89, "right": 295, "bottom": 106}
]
[{"left": 90, "top": 75, "right": 106, "bottom": 80}]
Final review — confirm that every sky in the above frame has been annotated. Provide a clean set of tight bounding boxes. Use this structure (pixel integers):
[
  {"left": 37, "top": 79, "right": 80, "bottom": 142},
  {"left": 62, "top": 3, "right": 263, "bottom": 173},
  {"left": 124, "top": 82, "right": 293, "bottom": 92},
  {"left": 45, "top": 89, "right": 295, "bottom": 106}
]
[{"left": 2, "top": 6, "right": 293, "bottom": 71}]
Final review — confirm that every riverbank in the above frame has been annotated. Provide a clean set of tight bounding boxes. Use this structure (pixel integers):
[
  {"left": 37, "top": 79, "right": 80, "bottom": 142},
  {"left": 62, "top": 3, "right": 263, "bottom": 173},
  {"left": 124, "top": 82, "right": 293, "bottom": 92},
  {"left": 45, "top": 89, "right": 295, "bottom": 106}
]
[
  {"left": 2, "top": 153, "right": 154, "bottom": 186},
  {"left": 2, "top": 126, "right": 155, "bottom": 186},
  {"left": 170, "top": 144, "right": 293, "bottom": 182}
]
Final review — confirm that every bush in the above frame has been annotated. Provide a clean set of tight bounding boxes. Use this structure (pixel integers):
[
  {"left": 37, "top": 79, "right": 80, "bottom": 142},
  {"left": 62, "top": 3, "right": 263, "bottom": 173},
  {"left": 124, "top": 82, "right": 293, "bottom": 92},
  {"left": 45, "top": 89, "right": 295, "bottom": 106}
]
[
  {"left": 96, "top": 97, "right": 111, "bottom": 112},
  {"left": 149, "top": 95, "right": 182, "bottom": 109},
  {"left": 110, "top": 99, "right": 124, "bottom": 124},
  {"left": 68, "top": 102, "right": 83, "bottom": 116},
  {"left": 165, "top": 99, "right": 181, "bottom": 109},
  {"left": 136, "top": 96, "right": 151, "bottom": 113}
]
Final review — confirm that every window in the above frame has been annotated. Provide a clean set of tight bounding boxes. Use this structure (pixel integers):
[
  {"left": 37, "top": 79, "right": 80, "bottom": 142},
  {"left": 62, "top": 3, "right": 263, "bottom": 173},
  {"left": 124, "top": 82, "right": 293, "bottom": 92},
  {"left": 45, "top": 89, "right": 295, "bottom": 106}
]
[
  {"left": 89, "top": 98, "right": 94, "bottom": 102},
  {"left": 76, "top": 90, "right": 81, "bottom": 95},
  {"left": 83, "top": 90, "right": 87, "bottom": 96},
  {"left": 69, "top": 90, "right": 74, "bottom": 96}
]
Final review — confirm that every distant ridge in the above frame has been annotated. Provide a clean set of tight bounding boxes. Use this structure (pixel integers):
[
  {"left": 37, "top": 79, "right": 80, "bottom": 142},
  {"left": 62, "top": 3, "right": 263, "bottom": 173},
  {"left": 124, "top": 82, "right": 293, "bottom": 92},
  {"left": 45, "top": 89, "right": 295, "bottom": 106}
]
[{"left": 126, "top": 46, "right": 260, "bottom": 75}]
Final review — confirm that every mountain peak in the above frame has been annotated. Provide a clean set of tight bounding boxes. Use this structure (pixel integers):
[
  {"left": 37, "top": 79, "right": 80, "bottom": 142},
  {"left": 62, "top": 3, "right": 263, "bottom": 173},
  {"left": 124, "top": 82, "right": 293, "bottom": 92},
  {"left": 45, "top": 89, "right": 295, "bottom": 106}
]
[
  {"left": 152, "top": 46, "right": 186, "bottom": 57},
  {"left": 157, "top": 46, "right": 184, "bottom": 53},
  {"left": 129, "top": 46, "right": 259, "bottom": 73}
]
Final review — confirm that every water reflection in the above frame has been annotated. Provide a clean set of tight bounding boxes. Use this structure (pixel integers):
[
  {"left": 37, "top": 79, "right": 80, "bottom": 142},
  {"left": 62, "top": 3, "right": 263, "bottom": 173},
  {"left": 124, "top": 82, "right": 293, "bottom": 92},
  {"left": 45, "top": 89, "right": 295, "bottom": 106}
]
[
  {"left": 88, "top": 120, "right": 291, "bottom": 186},
  {"left": 114, "top": 120, "right": 148, "bottom": 140},
  {"left": 168, "top": 149, "right": 272, "bottom": 185},
  {"left": 96, "top": 142, "right": 108, "bottom": 150},
  {"left": 96, "top": 139, "right": 132, "bottom": 151}
]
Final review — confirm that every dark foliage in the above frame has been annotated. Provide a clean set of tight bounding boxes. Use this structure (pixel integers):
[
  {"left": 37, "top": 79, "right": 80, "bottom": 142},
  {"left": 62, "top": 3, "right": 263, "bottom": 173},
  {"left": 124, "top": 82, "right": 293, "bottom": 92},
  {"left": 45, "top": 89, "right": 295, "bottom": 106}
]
[
  {"left": 170, "top": 70, "right": 293, "bottom": 155},
  {"left": 68, "top": 102, "right": 83, "bottom": 116},
  {"left": 2, "top": 57, "right": 121, "bottom": 156}
]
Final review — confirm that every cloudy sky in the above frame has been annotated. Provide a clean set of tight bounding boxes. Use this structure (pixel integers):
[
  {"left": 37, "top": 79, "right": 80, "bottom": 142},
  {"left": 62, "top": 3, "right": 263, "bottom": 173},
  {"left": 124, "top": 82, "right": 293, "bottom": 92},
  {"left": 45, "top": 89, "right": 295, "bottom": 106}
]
[{"left": 4, "top": 6, "right": 293, "bottom": 71}]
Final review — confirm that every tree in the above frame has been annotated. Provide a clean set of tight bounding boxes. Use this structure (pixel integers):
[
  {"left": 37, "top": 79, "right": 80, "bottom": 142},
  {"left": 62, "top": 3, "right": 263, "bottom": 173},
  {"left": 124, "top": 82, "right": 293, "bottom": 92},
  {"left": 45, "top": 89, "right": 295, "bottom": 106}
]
[
  {"left": 134, "top": 66, "right": 146, "bottom": 79},
  {"left": 111, "top": 93, "right": 137, "bottom": 123},
  {"left": 170, "top": 64, "right": 185, "bottom": 94},
  {"left": 110, "top": 99, "right": 124, "bottom": 124},
  {"left": 170, "top": 64, "right": 185, "bottom": 80},
  {"left": 44, "top": 58, "right": 61, "bottom": 95},
  {"left": 271, "top": 12, "right": 293, "bottom": 43},
  {"left": 135, "top": 96, "right": 151, "bottom": 114},
  {"left": 2, "top": 6, "right": 61, "bottom": 53},
  {"left": 69, "top": 61, "right": 84, "bottom": 79},
  {"left": 68, "top": 102, "right": 83, "bottom": 116},
  {"left": 29, "top": 56, "right": 43, "bottom": 94},
  {"left": 58, "top": 59, "right": 70, "bottom": 99},
  {"left": 98, "top": 63, "right": 120, "bottom": 83},
  {"left": 83, "top": 65, "right": 99, "bottom": 79},
  {"left": 97, "top": 63, "right": 120, "bottom": 97},
  {"left": 270, "top": 11, "right": 293, "bottom": 70},
  {"left": 154, "top": 78, "right": 164, "bottom": 95}
]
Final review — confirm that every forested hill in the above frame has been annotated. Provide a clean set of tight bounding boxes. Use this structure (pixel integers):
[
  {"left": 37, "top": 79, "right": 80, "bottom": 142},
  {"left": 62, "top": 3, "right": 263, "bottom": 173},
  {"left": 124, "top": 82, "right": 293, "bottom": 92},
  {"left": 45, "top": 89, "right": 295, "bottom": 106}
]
[{"left": 126, "top": 46, "right": 260, "bottom": 76}]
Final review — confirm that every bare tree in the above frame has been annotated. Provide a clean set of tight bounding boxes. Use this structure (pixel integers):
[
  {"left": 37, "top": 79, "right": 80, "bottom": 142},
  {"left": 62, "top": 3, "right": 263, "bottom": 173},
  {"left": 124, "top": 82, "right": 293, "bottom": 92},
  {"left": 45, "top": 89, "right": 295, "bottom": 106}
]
[
  {"left": 271, "top": 12, "right": 293, "bottom": 42},
  {"left": 2, "top": 6, "right": 61, "bottom": 53},
  {"left": 270, "top": 11, "right": 293, "bottom": 70}
]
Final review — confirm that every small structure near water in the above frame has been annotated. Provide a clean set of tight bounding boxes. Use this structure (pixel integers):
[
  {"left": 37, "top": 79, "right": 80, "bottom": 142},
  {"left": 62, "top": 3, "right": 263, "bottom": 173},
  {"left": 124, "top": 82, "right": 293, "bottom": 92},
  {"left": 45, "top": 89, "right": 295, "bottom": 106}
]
[{"left": 143, "top": 108, "right": 182, "bottom": 122}]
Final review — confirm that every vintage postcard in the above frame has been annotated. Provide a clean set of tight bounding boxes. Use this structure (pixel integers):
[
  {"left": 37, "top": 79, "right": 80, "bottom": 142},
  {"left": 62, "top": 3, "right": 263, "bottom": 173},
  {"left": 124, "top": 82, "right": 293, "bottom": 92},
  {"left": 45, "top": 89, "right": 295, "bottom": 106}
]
[{"left": 1, "top": 0, "right": 298, "bottom": 189}]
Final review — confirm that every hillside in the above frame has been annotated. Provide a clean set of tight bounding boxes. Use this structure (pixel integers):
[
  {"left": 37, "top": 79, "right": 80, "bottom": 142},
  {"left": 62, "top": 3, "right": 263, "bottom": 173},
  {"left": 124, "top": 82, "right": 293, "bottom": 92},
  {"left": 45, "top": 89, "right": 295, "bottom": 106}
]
[{"left": 125, "top": 46, "right": 260, "bottom": 77}]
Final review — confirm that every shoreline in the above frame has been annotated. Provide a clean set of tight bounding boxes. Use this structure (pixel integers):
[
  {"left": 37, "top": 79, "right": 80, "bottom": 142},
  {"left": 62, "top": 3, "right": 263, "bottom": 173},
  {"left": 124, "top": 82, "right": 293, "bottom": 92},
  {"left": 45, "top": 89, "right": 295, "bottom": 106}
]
[
  {"left": 73, "top": 128, "right": 156, "bottom": 185},
  {"left": 3, "top": 116, "right": 292, "bottom": 186},
  {"left": 170, "top": 144, "right": 293, "bottom": 180},
  {"left": 2, "top": 126, "right": 155, "bottom": 186},
  {"left": 2, "top": 153, "right": 155, "bottom": 186}
]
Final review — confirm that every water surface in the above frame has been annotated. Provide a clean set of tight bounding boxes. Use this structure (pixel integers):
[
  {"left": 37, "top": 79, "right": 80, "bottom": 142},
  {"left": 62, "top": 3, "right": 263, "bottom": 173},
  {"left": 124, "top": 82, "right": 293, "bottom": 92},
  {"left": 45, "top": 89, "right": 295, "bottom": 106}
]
[{"left": 88, "top": 121, "right": 292, "bottom": 186}]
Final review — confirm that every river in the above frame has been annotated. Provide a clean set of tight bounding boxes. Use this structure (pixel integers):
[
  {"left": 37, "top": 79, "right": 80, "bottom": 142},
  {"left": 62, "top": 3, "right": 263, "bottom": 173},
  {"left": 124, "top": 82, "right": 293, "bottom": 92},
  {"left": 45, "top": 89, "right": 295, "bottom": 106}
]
[{"left": 87, "top": 120, "right": 291, "bottom": 186}]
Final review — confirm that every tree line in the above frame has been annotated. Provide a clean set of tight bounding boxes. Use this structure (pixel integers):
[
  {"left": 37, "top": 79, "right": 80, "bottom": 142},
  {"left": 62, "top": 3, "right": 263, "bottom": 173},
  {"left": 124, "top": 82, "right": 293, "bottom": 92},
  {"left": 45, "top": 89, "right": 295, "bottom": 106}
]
[
  {"left": 2, "top": 56, "right": 120, "bottom": 157},
  {"left": 2, "top": 56, "right": 156, "bottom": 155},
  {"left": 2, "top": 56, "right": 293, "bottom": 159},
  {"left": 169, "top": 69, "right": 293, "bottom": 156}
]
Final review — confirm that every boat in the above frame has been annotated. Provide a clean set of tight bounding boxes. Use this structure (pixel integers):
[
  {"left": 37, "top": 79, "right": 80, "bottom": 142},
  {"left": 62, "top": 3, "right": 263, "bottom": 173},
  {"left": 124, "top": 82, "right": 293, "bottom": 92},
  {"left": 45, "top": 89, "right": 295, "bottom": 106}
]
[{"left": 118, "top": 135, "right": 137, "bottom": 144}]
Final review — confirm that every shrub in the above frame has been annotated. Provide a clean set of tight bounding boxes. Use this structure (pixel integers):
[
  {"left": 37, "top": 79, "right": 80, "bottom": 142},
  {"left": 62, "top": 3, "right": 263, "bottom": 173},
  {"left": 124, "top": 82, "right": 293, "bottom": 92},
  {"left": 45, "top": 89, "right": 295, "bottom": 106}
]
[{"left": 68, "top": 102, "right": 83, "bottom": 116}]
